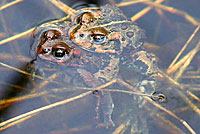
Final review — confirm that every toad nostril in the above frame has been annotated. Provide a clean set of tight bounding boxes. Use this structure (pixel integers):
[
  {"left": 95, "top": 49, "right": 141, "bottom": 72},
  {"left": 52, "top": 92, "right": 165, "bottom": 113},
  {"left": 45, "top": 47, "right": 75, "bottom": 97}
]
[{"left": 42, "top": 48, "right": 51, "bottom": 54}]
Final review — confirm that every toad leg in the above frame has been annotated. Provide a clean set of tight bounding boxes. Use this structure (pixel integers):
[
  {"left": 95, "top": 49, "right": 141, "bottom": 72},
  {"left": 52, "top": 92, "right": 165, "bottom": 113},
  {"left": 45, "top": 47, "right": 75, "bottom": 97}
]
[
  {"left": 77, "top": 68, "right": 115, "bottom": 128},
  {"left": 121, "top": 47, "right": 159, "bottom": 106}
]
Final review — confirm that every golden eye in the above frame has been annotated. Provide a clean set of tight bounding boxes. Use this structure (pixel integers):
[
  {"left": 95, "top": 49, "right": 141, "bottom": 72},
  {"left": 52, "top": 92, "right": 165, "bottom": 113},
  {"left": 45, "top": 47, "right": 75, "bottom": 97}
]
[
  {"left": 90, "top": 27, "right": 108, "bottom": 45},
  {"left": 92, "top": 34, "right": 107, "bottom": 44},
  {"left": 76, "top": 11, "right": 95, "bottom": 25},
  {"left": 52, "top": 43, "right": 71, "bottom": 60},
  {"left": 81, "top": 13, "right": 95, "bottom": 24},
  {"left": 42, "top": 30, "right": 61, "bottom": 41}
]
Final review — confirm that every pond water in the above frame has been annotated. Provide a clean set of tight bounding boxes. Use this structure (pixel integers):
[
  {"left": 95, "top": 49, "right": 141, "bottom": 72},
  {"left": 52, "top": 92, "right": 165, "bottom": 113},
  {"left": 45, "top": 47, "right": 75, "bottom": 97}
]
[{"left": 0, "top": 0, "right": 200, "bottom": 134}]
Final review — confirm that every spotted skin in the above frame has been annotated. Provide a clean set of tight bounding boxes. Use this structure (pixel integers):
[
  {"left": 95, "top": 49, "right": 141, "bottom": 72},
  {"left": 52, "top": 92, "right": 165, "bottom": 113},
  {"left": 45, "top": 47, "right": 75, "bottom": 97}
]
[
  {"left": 69, "top": 4, "right": 158, "bottom": 81},
  {"left": 68, "top": 4, "right": 159, "bottom": 130},
  {"left": 29, "top": 4, "right": 159, "bottom": 131},
  {"left": 30, "top": 22, "right": 117, "bottom": 127}
]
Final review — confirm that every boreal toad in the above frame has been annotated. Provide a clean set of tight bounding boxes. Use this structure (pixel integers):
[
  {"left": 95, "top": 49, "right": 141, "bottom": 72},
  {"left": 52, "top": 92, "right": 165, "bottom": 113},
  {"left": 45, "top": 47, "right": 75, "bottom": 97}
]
[
  {"left": 29, "top": 21, "right": 116, "bottom": 128},
  {"left": 69, "top": 4, "right": 159, "bottom": 101},
  {"left": 29, "top": 4, "right": 161, "bottom": 130}
]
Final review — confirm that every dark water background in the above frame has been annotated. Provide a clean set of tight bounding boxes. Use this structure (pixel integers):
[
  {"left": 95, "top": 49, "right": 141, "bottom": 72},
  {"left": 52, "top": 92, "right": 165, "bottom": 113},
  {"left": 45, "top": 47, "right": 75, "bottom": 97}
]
[{"left": 0, "top": 0, "right": 200, "bottom": 134}]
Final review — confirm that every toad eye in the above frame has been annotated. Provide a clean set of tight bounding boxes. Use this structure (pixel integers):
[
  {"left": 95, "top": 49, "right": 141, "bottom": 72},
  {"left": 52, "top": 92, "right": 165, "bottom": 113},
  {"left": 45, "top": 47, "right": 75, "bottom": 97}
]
[
  {"left": 91, "top": 34, "right": 107, "bottom": 45},
  {"left": 81, "top": 13, "right": 95, "bottom": 24},
  {"left": 52, "top": 48, "right": 68, "bottom": 59},
  {"left": 42, "top": 30, "right": 61, "bottom": 41},
  {"left": 52, "top": 43, "right": 71, "bottom": 60},
  {"left": 76, "top": 11, "right": 95, "bottom": 25}
]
